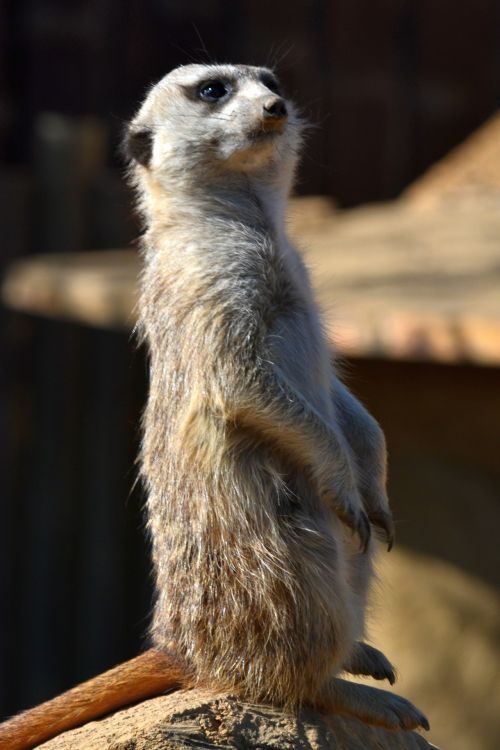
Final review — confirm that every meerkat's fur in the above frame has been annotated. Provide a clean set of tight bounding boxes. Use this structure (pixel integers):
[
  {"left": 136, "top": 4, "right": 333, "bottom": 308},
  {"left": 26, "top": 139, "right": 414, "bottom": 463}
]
[{"left": 0, "top": 64, "right": 428, "bottom": 749}]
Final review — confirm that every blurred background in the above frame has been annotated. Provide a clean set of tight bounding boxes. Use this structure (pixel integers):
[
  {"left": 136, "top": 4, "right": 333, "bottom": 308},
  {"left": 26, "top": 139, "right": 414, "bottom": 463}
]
[{"left": 1, "top": 2, "right": 500, "bottom": 749}]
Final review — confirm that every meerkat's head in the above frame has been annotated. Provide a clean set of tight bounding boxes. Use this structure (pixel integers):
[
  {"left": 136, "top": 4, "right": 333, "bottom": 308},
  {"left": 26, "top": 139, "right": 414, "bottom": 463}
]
[{"left": 125, "top": 64, "right": 302, "bottom": 190}]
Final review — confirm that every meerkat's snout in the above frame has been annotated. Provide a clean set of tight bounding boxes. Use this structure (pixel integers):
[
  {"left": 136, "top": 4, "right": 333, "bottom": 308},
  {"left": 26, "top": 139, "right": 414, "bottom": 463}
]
[
  {"left": 263, "top": 96, "right": 288, "bottom": 120},
  {"left": 260, "top": 96, "right": 288, "bottom": 137}
]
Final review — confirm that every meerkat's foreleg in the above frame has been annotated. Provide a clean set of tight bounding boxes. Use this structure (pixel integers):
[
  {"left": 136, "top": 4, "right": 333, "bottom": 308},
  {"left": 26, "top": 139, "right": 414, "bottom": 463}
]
[
  {"left": 332, "top": 379, "right": 395, "bottom": 549},
  {"left": 236, "top": 363, "right": 371, "bottom": 550},
  {"left": 330, "top": 380, "right": 398, "bottom": 685},
  {"left": 320, "top": 677, "right": 429, "bottom": 731}
]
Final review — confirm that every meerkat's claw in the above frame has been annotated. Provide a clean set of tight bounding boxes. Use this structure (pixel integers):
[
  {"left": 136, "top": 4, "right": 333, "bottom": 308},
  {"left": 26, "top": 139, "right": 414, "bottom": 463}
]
[
  {"left": 338, "top": 505, "right": 371, "bottom": 553},
  {"left": 358, "top": 484, "right": 394, "bottom": 551},
  {"left": 368, "top": 509, "right": 395, "bottom": 551},
  {"left": 357, "top": 510, "right": 372, "bottom": 553}
]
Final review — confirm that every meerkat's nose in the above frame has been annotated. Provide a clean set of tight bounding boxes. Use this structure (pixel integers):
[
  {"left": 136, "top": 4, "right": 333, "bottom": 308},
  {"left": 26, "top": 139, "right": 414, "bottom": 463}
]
[{"left": 263, "top": 97, "right": 288, "bottom": 120}]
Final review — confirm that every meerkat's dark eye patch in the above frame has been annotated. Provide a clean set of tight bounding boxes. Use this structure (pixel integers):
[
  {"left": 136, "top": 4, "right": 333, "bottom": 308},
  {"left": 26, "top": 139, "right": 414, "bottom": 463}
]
[
  {"left": 123, "top": 128, "right": 153, "bottom": 167},
  {"left": 259, "top": 73, "right": 282, "bottom": 96},
  {"left": 198, "top": 79, "right": 232, "bottom": 103}
]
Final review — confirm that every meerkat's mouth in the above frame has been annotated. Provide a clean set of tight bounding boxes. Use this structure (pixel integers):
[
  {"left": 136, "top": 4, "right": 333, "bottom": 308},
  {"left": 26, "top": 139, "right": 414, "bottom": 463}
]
[{"left": 247, "top": 126, "right": 284, "bottom": 144}]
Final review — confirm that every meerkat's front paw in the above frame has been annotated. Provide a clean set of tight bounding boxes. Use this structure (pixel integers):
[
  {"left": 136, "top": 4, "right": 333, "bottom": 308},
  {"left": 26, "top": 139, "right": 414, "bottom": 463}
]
[
  {"left": 323, "top": 482, "right": 371, "bottom": 552},
  {"left": 343, "top": 642, "right": 396, "bottom": 685}
]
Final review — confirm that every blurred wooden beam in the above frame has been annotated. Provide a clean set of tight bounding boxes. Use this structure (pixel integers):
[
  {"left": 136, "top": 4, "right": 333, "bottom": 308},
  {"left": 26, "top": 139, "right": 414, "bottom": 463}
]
[{"left": 3, "top": 195, "right": 500, "bottom": 366}]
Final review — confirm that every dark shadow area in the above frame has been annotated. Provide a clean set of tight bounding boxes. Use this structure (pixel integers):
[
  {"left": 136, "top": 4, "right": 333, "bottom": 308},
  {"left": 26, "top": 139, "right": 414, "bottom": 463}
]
[
  {"left": 1, "top": 314, "right": 151, "bottom": 715},
  {"left": 2, "top": 1, "right": 500, "bottom": 206}
]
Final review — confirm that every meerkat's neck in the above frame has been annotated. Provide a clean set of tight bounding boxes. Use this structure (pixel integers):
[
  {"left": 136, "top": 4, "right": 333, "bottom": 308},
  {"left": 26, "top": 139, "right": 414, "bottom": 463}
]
[
  {"left": 248, "top": 176, "right": 289, "bottom": 239},
  {"left": 140, "top": 167, "right": 293, "bottom": 242}
]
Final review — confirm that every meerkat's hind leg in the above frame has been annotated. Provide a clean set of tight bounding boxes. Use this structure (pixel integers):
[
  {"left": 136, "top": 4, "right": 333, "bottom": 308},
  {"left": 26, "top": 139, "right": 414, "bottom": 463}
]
[
  {"left": 320, "top": 677, "right": 429, "bottom": 732},
  {"left": 343, "top": 641, "right": 396, "bottom": 685}
]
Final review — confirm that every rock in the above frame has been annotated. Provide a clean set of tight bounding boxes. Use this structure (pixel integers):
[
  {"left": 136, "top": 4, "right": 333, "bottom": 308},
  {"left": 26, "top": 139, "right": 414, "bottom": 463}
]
[{"left": 38, "top": 688, "right": 436, "bottom": 750}]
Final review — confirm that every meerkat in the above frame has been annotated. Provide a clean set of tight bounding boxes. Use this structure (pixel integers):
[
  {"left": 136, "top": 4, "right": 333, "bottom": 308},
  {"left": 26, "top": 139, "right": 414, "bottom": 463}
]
[{"left": 0, "top": 63, "right": 429, "bottom": 750}]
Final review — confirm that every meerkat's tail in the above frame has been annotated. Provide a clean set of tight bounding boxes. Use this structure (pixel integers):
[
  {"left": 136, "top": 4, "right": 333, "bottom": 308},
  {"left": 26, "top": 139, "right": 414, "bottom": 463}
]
[{"left": 0, "top": 649, "right": 186, "bottom": 750}]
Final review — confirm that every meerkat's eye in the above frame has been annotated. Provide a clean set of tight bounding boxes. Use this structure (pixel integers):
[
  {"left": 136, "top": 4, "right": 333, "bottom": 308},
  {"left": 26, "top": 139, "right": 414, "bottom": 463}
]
[
  {"left": 260, "top": 73, "right": 282, "bottom": 96},
  {"left": 198, "top": 80, "right": 231, "bottom": 103}
]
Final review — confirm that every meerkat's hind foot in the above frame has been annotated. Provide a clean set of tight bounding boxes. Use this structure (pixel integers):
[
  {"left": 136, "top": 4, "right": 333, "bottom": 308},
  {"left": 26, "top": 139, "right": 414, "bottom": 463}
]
[
  {"left": 343, "top": 641, "right": 396, "bottom": 685},
  {"left": 322, "top": 677, "right": 430, "bottom": 732}
]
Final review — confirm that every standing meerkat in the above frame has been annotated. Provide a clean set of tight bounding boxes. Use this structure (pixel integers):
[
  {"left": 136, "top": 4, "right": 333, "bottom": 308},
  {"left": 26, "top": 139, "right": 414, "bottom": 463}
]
[{"left": 0, "top": 63, "right": 429, "bottom": 750}]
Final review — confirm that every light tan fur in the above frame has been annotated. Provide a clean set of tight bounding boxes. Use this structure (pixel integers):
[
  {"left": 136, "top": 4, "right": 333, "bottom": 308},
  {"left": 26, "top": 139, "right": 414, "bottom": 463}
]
[{"left": 0, "top": 63, "right": 428, "bottom": 749}]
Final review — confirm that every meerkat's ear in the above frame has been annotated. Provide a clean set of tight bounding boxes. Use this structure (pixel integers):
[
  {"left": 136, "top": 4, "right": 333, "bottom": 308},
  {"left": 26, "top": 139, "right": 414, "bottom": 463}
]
[{"left": 123, "top": 127, "right": 153, "bottom": 167}]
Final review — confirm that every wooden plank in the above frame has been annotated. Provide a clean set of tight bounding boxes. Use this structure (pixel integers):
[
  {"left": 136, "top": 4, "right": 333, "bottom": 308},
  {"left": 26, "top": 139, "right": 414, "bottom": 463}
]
[{"left": 3, "top": 196, "right": 500, "bottom": 365}]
